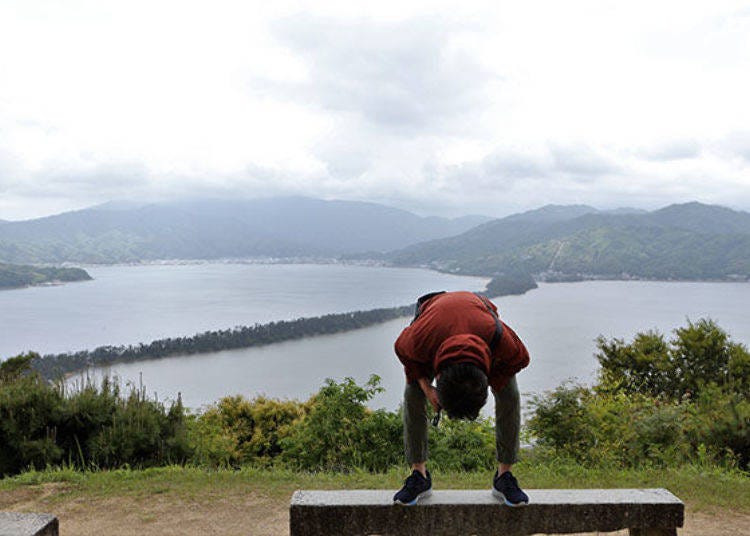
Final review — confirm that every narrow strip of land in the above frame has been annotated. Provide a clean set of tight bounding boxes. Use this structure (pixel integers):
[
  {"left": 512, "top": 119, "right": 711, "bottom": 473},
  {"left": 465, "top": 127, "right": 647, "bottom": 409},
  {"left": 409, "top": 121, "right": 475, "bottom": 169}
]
[
  {"left": 33, "top": 305, "right": 413, "bottom": 380},
  {"left": 31, "top": 273, "right": 538, "bottom": 380}
]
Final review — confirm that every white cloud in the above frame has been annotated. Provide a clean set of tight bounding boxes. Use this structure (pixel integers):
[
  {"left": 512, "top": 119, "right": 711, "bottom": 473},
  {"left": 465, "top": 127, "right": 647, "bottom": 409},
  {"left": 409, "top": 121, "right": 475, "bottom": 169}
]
[
  {"left": 638, "top": 140, "right": 702, "bottom": 162},
  {"left": 267, "top": 14, "right": 494, "bottom": 133},
  {"left": 721, "top": 131, "right": 750, "bottom": 163},
  {"left": 0, "top": 0, "right": 749, "bottom": 220}
]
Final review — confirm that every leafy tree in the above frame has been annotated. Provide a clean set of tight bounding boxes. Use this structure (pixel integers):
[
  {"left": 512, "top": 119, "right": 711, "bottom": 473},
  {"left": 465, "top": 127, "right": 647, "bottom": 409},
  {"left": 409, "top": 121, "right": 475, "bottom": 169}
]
[
  {"left": 596, "top": 331, "right": 672, "bottom": 396},
  {"left": 0, "top": 352, "right": 38, "bottom": 383},
  {"left": 671, "top": 319, "right": 744, "bottom": 395},
  {"left": 595, "top": 318, "right": 750, "bottom": 399}
]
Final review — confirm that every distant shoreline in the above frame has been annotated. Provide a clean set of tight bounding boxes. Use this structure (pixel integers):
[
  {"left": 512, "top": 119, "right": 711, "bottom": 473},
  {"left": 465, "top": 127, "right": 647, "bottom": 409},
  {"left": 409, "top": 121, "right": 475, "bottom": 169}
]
[
  {"left": 57, "top": 257, "right": 750, "bottom": 284},
  {"left": 3, "top": 257, "right": 747, "bottom": 293},
  {"left": 422, "top": 264, "right": 750, "bottom": 284}
]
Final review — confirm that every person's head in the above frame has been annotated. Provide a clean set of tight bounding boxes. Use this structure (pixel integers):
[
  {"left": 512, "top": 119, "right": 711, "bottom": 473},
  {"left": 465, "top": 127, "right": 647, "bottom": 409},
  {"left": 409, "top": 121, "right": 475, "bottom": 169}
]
[{"left": 436, "top": 362, "right": 488, "bottom": 420}]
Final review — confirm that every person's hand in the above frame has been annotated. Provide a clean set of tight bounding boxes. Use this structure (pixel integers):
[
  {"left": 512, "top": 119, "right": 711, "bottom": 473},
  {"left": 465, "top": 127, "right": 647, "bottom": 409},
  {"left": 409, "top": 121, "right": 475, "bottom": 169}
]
[
  {"left": 425, "top": 385, "right": 441, "bottom": 413},
  {"left": 417, "top": 377, "right": 441, "bottom": 412}
]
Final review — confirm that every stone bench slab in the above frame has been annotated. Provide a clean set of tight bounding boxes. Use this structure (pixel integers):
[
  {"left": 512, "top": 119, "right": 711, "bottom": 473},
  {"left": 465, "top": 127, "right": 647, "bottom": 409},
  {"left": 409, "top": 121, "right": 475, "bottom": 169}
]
[
  {"left": 290, "top": 489, "right": 684, "bottom": 536},
  {"left": 0, "top": 513, "right": 58, "bottom": 536}
]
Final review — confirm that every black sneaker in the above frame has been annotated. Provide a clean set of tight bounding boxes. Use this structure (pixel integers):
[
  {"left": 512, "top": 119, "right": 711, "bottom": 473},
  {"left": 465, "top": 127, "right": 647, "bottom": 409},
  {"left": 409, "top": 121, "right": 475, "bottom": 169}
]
[
  {"left": 492, "top": 471, "right": 529, "bottom": 507},
  {"left": 393, "top": 469, "right": 432, "bottom": 505}
]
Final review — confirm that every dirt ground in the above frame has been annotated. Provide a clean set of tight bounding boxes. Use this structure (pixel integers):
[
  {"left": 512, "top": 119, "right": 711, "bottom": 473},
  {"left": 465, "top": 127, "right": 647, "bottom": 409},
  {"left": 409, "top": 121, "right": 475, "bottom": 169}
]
[{"left": 1, "top": 483, "right": 749, "bottom": 535}]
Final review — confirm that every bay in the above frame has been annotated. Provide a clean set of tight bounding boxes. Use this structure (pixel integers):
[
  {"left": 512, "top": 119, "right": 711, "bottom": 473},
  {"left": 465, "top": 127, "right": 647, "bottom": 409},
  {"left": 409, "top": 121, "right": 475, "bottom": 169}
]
[
  {"left": 0, "top": 263, "right": 487, "bottom": 357},
  {"left": 67, "top": 278, "right": 750, "bottom": 413}
]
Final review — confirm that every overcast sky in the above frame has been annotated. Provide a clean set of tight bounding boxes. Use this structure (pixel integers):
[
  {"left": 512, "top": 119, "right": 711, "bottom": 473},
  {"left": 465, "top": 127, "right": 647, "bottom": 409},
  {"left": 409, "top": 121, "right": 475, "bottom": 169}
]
[{"left": 1, "top": 0, "right": 749, "bottom": 220}]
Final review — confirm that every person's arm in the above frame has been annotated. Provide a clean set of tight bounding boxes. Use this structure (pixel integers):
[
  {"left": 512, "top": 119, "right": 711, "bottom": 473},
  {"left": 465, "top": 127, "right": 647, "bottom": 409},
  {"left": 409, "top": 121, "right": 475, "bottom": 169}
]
[
  {"left": 490, "top": 321, "right": 530, "bottom": 390},
  {"left": 417, "top": 377, "right": 440, "bottom": 412}
]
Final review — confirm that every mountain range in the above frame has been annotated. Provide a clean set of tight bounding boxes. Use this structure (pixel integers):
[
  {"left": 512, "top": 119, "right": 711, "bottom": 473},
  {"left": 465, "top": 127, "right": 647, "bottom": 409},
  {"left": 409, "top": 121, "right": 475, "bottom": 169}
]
[
  {"left": 0, "top": 197, "right": 489, "bottom": 264},
  {"left": 388, "top": 202, "right": 750, "bottom": 280},
  {"left": 2, "top": 198, "right": 749, "bottom": 281}
]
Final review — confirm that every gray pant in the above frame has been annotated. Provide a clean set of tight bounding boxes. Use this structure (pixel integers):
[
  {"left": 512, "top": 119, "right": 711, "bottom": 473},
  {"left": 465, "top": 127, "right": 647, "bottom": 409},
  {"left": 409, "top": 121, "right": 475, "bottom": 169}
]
[{"left": 403, "top": 375, "right": 520, "bottom": 465}]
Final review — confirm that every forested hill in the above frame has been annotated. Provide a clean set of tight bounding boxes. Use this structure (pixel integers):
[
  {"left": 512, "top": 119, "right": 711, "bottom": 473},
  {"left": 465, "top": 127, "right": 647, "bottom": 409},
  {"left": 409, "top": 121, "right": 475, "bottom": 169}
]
[
  {"left": 0, "top": 263, "right": 92, "bottom": 289},
  {"left": 0, "top": 197, "right": 490, "bottom": 264},
  {"left": 388, "top": 202, "right": 750, "bottom": 280}
]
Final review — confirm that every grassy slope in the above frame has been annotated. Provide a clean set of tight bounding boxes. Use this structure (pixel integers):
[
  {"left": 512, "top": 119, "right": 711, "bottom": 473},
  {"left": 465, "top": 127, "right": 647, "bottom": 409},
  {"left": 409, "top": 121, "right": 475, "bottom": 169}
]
[{"left": 2, "top": 463, "right": 748, "bottom": 514}]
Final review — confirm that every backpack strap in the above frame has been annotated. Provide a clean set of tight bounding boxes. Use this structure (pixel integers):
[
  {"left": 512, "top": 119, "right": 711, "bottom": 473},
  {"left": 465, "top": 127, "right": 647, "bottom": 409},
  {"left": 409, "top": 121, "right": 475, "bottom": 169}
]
[
  {"left": 473, "top": 292, "right": 503, "bottom": 352},
  {"left": 411, "top": 291, "right": 446, "bottom": 324}
]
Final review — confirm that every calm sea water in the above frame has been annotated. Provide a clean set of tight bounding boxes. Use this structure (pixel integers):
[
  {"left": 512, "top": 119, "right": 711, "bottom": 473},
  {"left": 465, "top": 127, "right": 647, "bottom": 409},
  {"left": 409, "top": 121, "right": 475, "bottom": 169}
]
[
  {"left": 4, "top": 264, "right": 750, "bottom": 412},
  {"left": 0, "top": 263, "right": 487, "bottom": 357}
]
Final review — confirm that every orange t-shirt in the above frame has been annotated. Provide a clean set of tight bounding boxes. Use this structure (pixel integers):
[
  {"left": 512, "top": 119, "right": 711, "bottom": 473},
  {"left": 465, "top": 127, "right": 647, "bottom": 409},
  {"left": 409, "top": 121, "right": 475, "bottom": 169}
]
[{"left": 394, "top": 291, "right": 530, "bottom": 391}]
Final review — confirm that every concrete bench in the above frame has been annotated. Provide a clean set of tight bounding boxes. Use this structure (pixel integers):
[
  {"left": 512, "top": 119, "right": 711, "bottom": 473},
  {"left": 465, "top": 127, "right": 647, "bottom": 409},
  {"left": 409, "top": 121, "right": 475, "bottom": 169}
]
[
  {"left": 290, "top": 489, "right": 684, "bottom": 536},
  {"left": 0, "top": 513, "right": 58, "bottom": 536}
]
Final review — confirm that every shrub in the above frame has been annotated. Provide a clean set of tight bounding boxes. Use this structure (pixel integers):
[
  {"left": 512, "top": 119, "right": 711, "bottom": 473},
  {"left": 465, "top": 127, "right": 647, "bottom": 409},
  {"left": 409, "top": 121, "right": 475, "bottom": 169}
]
[
  {"left": 190, "top": 395, "right": 306, "bottom": 467},
  {"left": 192, "top": 376, "right": 497, "bottom": 472},
  {"left": 0, "top": 355, "right": 190, "bottom": 476},
  {"left": 528, "top": 382, "right": 748, "bottom": 468},
  {"left": 82, "top": 382, "right": 191, "bottom": 468},
  {"left": 570, "top": 318, "right": 750, "bottom": 468},
  {"left": 280, "top": 375, "right": 400, "bottom": 471},
  {"left": 187, "top": 412, "right": 241, "bottom": 468},
  {"left": 429, "top": 417, "right": 495, "bottom": 471},
  {"left": 527, "top": 383, "right": 594, "bottom": 459},
  {"left": 0, "top": 362, "right": 65, "bottom": 474},
  {"left": 685, "top": 386, "right": 750, "bottom": 468}
]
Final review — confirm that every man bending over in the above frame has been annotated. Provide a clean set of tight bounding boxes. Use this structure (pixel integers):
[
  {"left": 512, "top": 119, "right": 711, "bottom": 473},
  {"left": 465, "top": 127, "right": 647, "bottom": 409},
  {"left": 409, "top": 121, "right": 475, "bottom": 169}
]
[{"left": 393, "top": 291, "right": 530, "bottom": 506}]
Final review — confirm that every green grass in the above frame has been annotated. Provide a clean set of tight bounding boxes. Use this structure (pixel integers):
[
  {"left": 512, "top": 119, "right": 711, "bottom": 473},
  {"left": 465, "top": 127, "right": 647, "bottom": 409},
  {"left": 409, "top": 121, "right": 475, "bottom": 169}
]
[{"left": 2, "top": 462, "right": 748, "bottom": 514}]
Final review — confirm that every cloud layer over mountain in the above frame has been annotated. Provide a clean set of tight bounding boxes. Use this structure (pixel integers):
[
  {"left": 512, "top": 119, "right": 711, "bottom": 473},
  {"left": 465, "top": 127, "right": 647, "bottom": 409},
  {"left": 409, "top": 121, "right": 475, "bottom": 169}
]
[{"left": 1, "top": 1, "right": 749, "bottom": 220}]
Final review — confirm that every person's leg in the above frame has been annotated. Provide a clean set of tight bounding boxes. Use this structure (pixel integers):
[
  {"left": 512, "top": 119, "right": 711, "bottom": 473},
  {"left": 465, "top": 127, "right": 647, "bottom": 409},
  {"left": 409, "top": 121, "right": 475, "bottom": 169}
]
[
  {"left": 493, "top": 375, "right": 520, "bottom": 474},
  {"left": 403, "top": 381, "right": 429, "bottom": 475},
  {"left": 394, "top": 382, "right": 432, "bottom": 504},
  {"left": 492, "top": 375, "right": 528, "bottom": 506}
]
